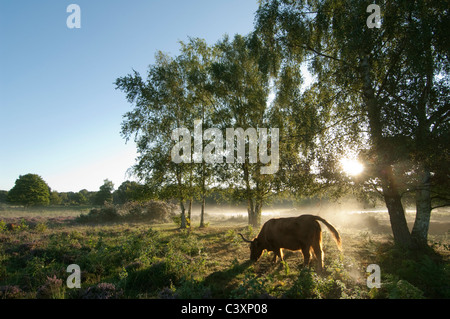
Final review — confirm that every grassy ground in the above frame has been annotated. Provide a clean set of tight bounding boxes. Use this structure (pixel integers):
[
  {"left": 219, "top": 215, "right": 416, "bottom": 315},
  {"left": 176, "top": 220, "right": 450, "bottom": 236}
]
[{"left": 0, "top": 206, "right": 449, "bottom": 299}]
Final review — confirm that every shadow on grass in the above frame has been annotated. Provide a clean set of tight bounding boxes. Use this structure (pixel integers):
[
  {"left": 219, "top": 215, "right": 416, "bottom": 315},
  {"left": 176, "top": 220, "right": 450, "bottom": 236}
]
[{"left": 203, "top": 260, "right": 253, "bottom": 298}]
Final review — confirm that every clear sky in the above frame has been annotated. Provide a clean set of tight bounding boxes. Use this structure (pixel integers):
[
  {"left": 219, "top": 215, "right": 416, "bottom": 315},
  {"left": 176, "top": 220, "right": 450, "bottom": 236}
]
[{"left": 0, "top": 0, "right": 259, "bottom": 192}]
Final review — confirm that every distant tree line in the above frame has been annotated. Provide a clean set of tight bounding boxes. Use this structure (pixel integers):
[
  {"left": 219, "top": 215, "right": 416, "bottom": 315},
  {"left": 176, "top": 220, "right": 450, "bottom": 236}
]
[
  {"left": 0, "top": 174, "right": 154, "bottom": 207},
  {"left": 0, "top": 173, "right": 322, "bottom": 209}
]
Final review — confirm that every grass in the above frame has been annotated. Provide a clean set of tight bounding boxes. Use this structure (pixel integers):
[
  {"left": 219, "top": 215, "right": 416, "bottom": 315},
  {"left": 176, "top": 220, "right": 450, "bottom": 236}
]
[{"left": 0, "top": 206, "right": 449, "bottom": 299}]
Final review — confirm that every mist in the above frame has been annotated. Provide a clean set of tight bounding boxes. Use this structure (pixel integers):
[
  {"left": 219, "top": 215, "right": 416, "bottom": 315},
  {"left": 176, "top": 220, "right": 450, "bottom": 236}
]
[{"left": 187, "top": 200, "right": 450, "bottom": 236}]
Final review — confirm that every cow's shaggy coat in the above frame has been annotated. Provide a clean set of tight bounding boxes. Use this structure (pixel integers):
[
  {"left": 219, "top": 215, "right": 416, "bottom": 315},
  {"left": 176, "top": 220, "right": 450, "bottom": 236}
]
[{"left": 240, "top": 215, "right": 342, "bottom": 271}]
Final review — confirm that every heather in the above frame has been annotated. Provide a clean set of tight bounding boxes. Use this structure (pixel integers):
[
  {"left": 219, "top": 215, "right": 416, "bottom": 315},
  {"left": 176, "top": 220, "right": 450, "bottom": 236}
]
[{"left": 0, "top": 206, "right": 448, "bottom": 299}]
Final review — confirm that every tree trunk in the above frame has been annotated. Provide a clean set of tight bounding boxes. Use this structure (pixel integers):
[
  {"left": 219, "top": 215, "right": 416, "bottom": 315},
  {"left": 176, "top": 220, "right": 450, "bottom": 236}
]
[
  {"left": 411, "top": 167, "right": 432, "bottom": 247},
  {"left": 247, "top": 197, "right": 255, "bottom": 227},
  {"left": 253, "top": 200, "right": 262, "bottom": 228},
  {"left": 379, "top": 164, "right": 413, "bottom": 248},
  {"left": 187, "top": 199, "right": 192, "bottom": 227},
  {"left": 248, "top": 203, "right": 262, "bottom": 228},
  {"left": 200, "top": 196, "right": 206, "bottom": 228},
  {"left": 176, "top": 167, "right": 187, "bottom": 229},
  {"left": 200, "top": 161, "right": 206, "bottom": 228},
  {"left": 361, "top": 55, "right": 412, "bottom": 248},
  {"left": 179, "top": 199, "right": 187, "bottom": 229},
  {"left": 383, "top": 189, "right": 413, "bottom": 248},
  {"left": 243, "top": 162, "right": 262, "bottom": 228},
  {"left": 411, "top": 63, "right": 433, "bottom": 247}
]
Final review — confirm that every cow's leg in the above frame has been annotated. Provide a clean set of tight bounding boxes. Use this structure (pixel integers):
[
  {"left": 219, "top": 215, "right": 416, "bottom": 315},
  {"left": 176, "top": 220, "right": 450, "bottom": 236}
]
[
  {"left": 301, "top": 245, "right": 311, "bottom": 268},
  {"left": 312, "top": 240, "right": 324, "bottom": 272},
  {"left": 273, "top": 248, "right": 283, "bottom": 263},
  {"left": 272, "top": 251, "right": 277, "bottom": 263}
]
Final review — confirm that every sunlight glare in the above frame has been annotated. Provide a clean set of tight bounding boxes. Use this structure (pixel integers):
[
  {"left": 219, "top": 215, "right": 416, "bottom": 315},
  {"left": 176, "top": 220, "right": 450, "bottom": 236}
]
[{"left": 340, "top": 158, "right": 364, "bottom": 176}]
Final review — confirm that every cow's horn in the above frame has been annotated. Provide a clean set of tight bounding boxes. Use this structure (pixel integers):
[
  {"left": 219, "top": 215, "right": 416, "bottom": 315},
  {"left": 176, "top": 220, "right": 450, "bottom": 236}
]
[{"left": 238, "top": 233, "right": 252, "bottom": 243}]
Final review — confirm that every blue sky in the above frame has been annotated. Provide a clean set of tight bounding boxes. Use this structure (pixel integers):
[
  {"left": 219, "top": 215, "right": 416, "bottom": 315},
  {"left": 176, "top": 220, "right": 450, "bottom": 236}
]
[{"left": 0, "top": 0, "right": 258, "bottom": 192}]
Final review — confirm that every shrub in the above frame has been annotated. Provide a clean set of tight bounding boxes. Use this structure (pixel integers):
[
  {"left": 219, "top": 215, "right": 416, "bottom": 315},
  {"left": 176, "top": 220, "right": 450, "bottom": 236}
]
[
  {"left": 375, "top": 242, "right": 450, "bottom": 298},
  {"left": 0, "top": 220, "right": 6, "bottom": 233},
  {"left": 281, "top": 268, "right": 350, "bottom": 299},
  {"left": 121, "top": 261, "right": 178, "bottom": 295},
  {"left": 81, "top": 283, "right": 123, "bottom": 299},
  {"left": 369, "top": 275, "right": 425, "bottom": 299},
  {"left": 0, "top": 285, "right": 25, "bottom": 299},
  {"left": 34, "top": 222, "right": 48, "bottom": 233},
  {"left": 231, "top": 273, "right": 275, "bottom": 298},
  {"left": 158, "top": 285, "right": 178, "bottom": 299},
  {"left": 122, "top": 200, "right": 177, "bottom": 222},
  {"left": 389, "top": 280, "right": 425, "bottom": 299},
  {"left": 171, "top": 279, "right": 212, "bottom": 299},
  {"left": 36, "top": 275, "right": 64, "bottom": 299},
  {"left": 24, "top": 256, "right": 58, "bottom": 287},
  {"left": 76, "top": 204, "right": 121, "bottom": 223},
  {"left": 76, "top": 201, "right": 176, "bottom": 224},
  {"left": 4, "top": 218, "right": 30, "bottom": 232},
  {"left": 284, "top": 268, "right": 320, "bottom": 299},
  {"left": 172, "top": 214, "right": 190, "bottom": 228}
]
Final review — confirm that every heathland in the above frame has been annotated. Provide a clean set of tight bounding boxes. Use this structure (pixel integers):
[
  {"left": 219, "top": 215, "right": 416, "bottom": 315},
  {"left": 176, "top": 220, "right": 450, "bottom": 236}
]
[{"left": 0, "top": 203, "right": 448, "bottom": 299}]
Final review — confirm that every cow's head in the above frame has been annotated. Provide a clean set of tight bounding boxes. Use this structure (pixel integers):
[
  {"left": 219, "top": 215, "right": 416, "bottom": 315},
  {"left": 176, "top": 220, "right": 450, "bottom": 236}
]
[{"left": 239, "top": 233, "right": 264, "bottom": 262}]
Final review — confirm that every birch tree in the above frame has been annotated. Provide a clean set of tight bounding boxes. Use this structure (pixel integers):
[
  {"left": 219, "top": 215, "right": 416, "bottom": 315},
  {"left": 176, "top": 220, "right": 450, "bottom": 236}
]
[{"left": 256, "top": 0, "right": 450, "bottom": 248}]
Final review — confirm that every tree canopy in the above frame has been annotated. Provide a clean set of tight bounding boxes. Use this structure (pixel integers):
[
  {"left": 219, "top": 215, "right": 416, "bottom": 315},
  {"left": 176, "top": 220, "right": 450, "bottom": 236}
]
[
  {"left": 255, "top": 0, "right": 450, "bottom": 247},
  {"left": 116, "top": 0, "right": 449, "bottom": 248},
  {"left": 94, "top": 179, "right": 114, "bottom": 206},
  {"left": 7, "top": 174, "right": 51, "bottom": 207}
]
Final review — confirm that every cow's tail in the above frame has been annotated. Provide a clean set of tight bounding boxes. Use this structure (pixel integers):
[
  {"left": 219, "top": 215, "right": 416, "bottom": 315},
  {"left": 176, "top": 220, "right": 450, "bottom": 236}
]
[{"left": 314, "top": 216, "right": 342, "bottom": 251}]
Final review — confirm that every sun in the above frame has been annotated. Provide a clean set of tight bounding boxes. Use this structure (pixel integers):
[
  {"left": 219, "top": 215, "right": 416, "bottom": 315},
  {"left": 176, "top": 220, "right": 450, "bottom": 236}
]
[{"left": 340, "top": 158, "right": 364, "bottom": 176}]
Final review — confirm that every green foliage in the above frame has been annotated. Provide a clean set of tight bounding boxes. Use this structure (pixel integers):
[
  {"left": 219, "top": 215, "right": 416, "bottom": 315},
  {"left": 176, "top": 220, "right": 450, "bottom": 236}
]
[
  {"left": 54, "top": 189, "right": 95, "bottom": 206},
  {"left": 76, "top": 204, "right": 120, "bottom": 223},
  {"left": 255, "top": 0, "right": 450, "bottom": 247},
  {"left": 121, "top": 200, "right": 177, "bottom": 222},
  {"left": 374, "top": 242, "right": 450, "bottom": 298},
  {"left": 116, "top": 42, "right": 208, "bottom": 229},
  {"left": 7, "top": 174, "right": 50, "bottom": 207},
  {"left": 117, "top": 230, "right": 206, "bottom": 297},
  {"left": 0, "top": 220, "right": 6, "bottom": 233},
  {"left": 114, "top": 181, "right": 153, "bottom": 204},
  {"left": 93, "top": 179, "right": 114, "bottom": 206},
  {"left": 80, "top": 282, "right": 123, "bottom": 299},
  {"left": 0, "top": 190, "right": 8, "bottom": 203},
  {"left": 231, "top": 272, "right": 274, "bottom": 299},
  {"left": 76, "top": 201, "right": 177, "bottom": 224},
  {"left": 165, "top": 279, "right": 212, "bottom": 299},
  {"left": 23, "top": 256, "right": 60, "bottom": 289},
  {"left": 34, "top": 222, "right": 48, "bottom": 233},
  {"left": 283, "top": 268, "right": 348, "bottom": 299},
  {"left": 172, "top": 215, "right": 190, "bottom": 228},
  {"left": 0, "top": 209, "right": 448, "bottom": 299},
  {"left": 0, "top": 285, "right": 25, "bottom": 299},
  {"left": 369, "top": 276, "right": 425, "bottom": 299},
  {"left": 16, "top": 218, "right": 29, "bottom": 232},
  {"left": 49, "top": 191, "right": 62, "bottom": 205},
  {"left": 116, "top": 33, "right": 292, "bottom": 228},
  {"left": 36, "top": 275, "right": 65, "bottom": 299},
  {"left": 1, "top": 218, "right": 31, "bottom": 232}
]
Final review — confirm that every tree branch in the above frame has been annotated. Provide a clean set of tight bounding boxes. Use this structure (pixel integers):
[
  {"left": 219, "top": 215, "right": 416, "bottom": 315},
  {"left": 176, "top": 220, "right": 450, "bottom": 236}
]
[
  {"left": 300, "top": 45, "right": 357, "bottom": 70},
  {"left": 431, "top": 203, "right": 450, "bottom": 210}
]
